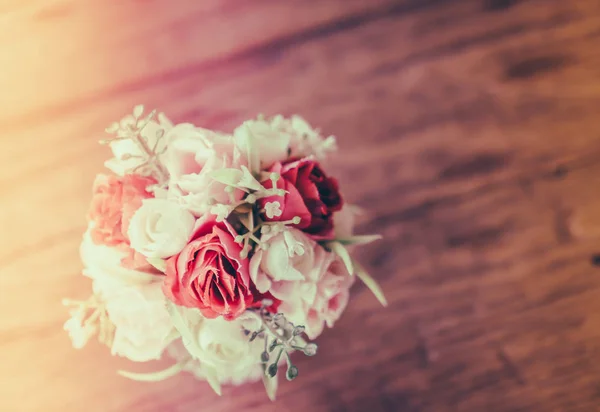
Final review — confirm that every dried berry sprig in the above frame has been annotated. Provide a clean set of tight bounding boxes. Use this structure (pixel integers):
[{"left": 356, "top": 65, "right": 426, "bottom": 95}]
[{"left": 245, "top": 300, "right": 318, "bottom": 382}]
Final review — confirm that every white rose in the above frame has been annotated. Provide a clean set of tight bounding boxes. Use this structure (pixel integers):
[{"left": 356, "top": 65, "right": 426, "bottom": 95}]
[
  {"left": 80, "top": 225, "right": 157, "bottom": 285},
  {"left": 162, "top": 124, "right": 215, "bottom": 180},
  {"left": 80, "top": 224, "right": 176, "bottom": 361},
  {"left": 168, "top": 309, "right": 264, "bottom": 385},
  {"left": 234, "top": 118, "right": 291, "bottom": 171},
  {"left": 93, "top": 278, "right": 177, "bottom": 362},
  {"left": 127, "top": 198, "right": 196, "bottom": 259}
]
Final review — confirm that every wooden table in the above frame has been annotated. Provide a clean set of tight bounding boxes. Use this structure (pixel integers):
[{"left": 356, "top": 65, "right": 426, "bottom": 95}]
[{"left": 2, "top": 1, "right": 600, "bottom": 410}]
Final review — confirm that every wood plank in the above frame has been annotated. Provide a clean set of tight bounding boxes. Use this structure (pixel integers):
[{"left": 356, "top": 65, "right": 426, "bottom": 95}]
[
  {"left": 3, "top": 0, "right": 600, "bottom": 411},
  {"left": 0, "top": 0, "right": 407, "bottom": 125}
]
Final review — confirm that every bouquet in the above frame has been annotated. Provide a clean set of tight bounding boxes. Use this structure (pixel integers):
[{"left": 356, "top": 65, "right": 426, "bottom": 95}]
[{"left": 63, "top": 106, "right": 386, "bottom": 399}]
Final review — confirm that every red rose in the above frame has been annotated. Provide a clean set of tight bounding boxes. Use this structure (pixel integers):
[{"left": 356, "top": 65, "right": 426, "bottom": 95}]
[
  {"left": 163, "top": 217, "right": 255, "bottom": 320},
  {"left": 87, "top": 174, "right": 156, "bottom": 270},
  {"left": 259, "top": 158, "right": 343, "bottom": 237}
]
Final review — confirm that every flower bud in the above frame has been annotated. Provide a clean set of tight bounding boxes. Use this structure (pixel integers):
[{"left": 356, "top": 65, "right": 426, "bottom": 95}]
[
  {"left": 286, "top": 365, "right": 298, "bottom": 381},
  {"left": 303, "top": 343, "right": 318, "bottom": 356},
  {"left": 267, "top": 363, "right": 279, "bottom": 378}
]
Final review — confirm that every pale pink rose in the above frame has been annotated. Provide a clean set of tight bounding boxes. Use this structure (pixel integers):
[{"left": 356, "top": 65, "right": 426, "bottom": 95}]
[
  {"left": 164, "top": 127, "right": 244, "bottom": 216},
  {"left": 251, "top": 231, "right": 354, "bottom": 339},
  {"left": 249, "top": 228, "right": 329, "bottom": 303},
  {"left": 127, "top": 198, "right": 196, "bottom": 259},
  {"left": 301, "top": 258, "right": 354, "bottom": 339}
]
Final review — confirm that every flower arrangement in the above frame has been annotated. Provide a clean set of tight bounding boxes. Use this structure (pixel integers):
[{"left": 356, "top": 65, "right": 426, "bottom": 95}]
[{"left": 63, "top": 106, "right": 386, "bottom": 399}]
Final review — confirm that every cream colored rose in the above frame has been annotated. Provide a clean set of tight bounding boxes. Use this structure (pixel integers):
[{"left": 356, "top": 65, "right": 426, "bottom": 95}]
[
  {"left": 169, "top": 309, "right": 264, "bottom": 385},
  {"left": 80, "top": 225, "right": 176, "bottom": 361},
  {"left": 80, "top": 225, "right": 157, "bottom": 285},
  {"left": 249, "top": 228, "right": 329, "bottom": 302},
  {"left": 234, "top": 118, "right": 291, "bottom": 171},
  {"left": 93, "top": 277, "right": 177, "bottom": 362},
  {"left": 127, "top": 198, "right": 196, "bottom": 259}
]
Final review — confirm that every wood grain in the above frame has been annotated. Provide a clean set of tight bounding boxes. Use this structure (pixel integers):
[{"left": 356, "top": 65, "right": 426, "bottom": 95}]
[{"left": 2, "top": 0, "right": 600, "bottom": 411}]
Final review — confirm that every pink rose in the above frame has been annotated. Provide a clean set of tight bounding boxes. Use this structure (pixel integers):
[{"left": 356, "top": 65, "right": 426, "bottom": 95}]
[
  {"left": 163, "top": 217, "right": 255, "bottom": 320},
  {"left": 258, "top": 158, "right": 343, "bottom": 238},
  {"left": 87, "top": 174, "right": 156, "bottom": 270}
]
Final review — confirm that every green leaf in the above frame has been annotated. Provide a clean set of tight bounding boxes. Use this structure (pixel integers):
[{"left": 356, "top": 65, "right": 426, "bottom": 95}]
[
  {"left": 146, "top": 257, "right": 167, "bottom": 273},
  {"left": 208, "top": 168, "right": 243, "bottom": 186},
  {"left": 262, "top": 364, "right": 278, "bottom": 401},
  {"left": 117, "top": 361, "right": 185, "bottom": 382},
  {"left": 161, "top": 328, "right": 181, "bottom": 345},
  {"left": 244, "top": 123, "right": 261, "bottom": 175},
  {"left": 165, "top": 301, "right": 201, "bottom": 358},
  {"left": 329, "top": 242, "right": 354, "bottom": 276},
  {"left": 238, "top": 165, "right": 263, "bottom": 190},
  {"left": 204, "top": 368, "right": 222, "bottom": 396},
  {"left": 353, "top": 259, "right": 388, "bottom": 307},
  {"left": 334, "top": 234, "right": 382, "bottom": 246}
]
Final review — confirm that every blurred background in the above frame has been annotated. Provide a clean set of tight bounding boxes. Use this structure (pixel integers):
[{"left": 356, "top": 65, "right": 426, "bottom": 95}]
[{"left": 2, "top": 1, "right": 600, "bottom": 411}]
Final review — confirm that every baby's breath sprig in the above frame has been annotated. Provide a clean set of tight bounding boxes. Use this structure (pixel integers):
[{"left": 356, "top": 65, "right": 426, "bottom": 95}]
[
  {"left": 102, "top": 105, "right": 169, "bottom": 183},
  {"left": 245, "top": 300, "right": 317, "bottom": 381}
]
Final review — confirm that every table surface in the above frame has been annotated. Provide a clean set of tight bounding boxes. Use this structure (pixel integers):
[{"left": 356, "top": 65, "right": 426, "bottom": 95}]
[{"left": 2, "top": 1, "right": 600, "bottom": 411}]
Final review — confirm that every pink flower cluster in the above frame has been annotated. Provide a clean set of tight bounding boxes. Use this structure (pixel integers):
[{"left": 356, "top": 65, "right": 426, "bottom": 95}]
[{"left": 64, "top": 107, "right": 381, "bottom": 391}]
